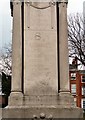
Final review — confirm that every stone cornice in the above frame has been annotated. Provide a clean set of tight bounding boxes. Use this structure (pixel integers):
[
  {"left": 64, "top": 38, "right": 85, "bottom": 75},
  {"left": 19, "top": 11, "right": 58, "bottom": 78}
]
[
  {"left": 10, "top": 0, "right": 22, "bottom": 17},
  {"left": 11, "top": 0, "right": 21, "bottom": 2},
  {"left": 58, "top": 0, "right": 68, "bottom": 3}
]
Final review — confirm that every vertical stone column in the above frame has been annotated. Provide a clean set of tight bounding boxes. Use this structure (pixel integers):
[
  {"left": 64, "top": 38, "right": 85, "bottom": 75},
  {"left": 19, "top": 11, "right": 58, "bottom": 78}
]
[
  {"left": 58, "top": 0, "right": 70, "bottom": 93},
  {"left": 9, "top": 0, "right": 23, "bottom": 106}
]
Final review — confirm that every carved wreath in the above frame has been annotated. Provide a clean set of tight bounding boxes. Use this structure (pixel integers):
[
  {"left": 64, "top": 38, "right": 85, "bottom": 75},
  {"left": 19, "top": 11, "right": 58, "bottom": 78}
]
[{"left": 27, "top": 1, "right": 55, "bottom": 9}]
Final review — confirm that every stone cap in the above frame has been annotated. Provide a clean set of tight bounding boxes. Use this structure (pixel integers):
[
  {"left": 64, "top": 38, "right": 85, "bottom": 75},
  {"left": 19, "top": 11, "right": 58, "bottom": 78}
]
[
  {"left": 10, "top": 0, "right": 22, "bottom": 17},
  {"left": 10, "top": 0, "right": 68, "bottom": 2},
  {"left": 58, "top": 0, "right": 68, "bottom": 2},
  {"left": 10, "top": 0, "right": 68, "bottom": 16}
]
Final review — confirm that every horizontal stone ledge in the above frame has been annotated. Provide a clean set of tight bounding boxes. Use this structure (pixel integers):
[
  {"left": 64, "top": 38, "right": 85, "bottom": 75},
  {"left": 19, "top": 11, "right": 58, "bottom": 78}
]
[{"left": 2, "top": 107, "right": 83, "bottom": 118}]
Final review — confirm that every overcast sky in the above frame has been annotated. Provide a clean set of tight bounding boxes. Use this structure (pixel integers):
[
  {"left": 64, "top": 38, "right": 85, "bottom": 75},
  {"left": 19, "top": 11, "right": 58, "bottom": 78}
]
[{"left": 0, "top": 0, "right": 85, "bottom": 51}]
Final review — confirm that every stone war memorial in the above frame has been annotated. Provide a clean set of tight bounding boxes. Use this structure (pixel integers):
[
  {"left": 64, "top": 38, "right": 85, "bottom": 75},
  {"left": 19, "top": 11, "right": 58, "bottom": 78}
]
[{"left": 2, "top": 0, "right": 83, "bottom": 119}]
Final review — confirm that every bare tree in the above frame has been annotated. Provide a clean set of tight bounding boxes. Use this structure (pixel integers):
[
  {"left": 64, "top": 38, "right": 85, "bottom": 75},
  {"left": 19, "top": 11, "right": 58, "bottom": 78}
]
[
  {"left": 68, "top": 13, "right": 85, "bottom": 66},
  {"left": 0, "top": 43, "right": 12, "bottom": 75}
]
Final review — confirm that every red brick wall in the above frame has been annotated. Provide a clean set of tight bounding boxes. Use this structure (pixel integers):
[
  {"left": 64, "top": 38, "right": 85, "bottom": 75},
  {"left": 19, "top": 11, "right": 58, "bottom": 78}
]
[{"left": 70, "top": 70, "right": 85, "bottom": 108}]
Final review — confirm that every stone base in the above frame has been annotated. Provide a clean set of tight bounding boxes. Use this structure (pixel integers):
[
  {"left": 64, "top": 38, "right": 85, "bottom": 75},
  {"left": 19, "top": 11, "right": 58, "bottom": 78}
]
[
  {"left": 8, "top": 92, "right": 23, "bottom": 106},
  {"left": 2, "top": 106, "right": 83, "bottom": 119},
  {"left": 2, "top": 93, "right": 83, "bottom": 119},
  {"left": 23, "top": 94, "right": 75, "bottom": 107},
  {"left": 8, "top": 92, "right": 75, "bottom": 107}
]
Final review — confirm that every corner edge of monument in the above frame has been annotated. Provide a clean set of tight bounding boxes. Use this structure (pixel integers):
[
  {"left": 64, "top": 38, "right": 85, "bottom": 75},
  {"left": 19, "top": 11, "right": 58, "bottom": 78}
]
[{"left": 10, "top": 0, "right": 13, "bottom": 17}]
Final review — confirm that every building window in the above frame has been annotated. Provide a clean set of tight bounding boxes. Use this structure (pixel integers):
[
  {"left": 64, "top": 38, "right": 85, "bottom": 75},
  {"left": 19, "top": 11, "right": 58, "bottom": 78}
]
[
  {"left": 71, "top": 84, "right": 76, "bottom": 95},
  {"left": 71, "top": 73, "right": 76, "bottom": 80},
  {"left": 74, "top": 98, "right": 76, "bottom": 102},
  {"left": 81, "top": 75, "right": 85, "bottom": 82},
  {"left": 81, "top": 99, "right": 85, "bottom": 110},
  {"left": 82, "top": 85, "right": 85, "bottom": 96}
]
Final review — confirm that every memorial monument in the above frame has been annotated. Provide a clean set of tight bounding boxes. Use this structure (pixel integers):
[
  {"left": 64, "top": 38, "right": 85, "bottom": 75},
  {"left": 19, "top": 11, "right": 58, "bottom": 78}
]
[{"left": 2, "top": 0, "right": 83, "bottom": 119}]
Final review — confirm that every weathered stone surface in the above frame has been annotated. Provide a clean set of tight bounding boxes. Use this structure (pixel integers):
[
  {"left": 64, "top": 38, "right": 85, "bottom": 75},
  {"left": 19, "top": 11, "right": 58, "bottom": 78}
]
[
  {"left": 9, "top": 92, "right": 23, "bottom": 106},
  {"left": 2, "top": 1, "right": 83, "bottom": 119},
  {"left": 24, "top": 2, "right": 58, "bottom": 95},
  {"left": 2, "top": 107, "right": 83, "bottom": 118},
  {"left": 11, "top": 1, "right": 22, "bottom": 92}
]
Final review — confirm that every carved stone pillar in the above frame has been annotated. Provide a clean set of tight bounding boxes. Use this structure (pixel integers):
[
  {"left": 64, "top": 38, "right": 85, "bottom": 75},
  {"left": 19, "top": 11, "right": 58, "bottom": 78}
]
[
  {"left": 9, "top": 0, "right": 23, "bottom": 106},
  {"left": 58, "top": 0, "right": 70, "bottom": 93}
]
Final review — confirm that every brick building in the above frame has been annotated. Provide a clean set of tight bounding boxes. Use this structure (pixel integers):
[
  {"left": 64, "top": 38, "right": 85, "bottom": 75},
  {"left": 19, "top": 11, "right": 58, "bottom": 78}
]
[
  {"left": 0, "top": 72, "right": 11, "bottom": 108},
  {"left": 69, "top": 59, "right": 85, "bottom": 111}
]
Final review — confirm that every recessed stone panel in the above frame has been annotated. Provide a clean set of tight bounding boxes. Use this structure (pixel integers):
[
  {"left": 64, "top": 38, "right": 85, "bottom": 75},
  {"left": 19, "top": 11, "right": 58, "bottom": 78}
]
[{"left": 24, "top": 3, "right": 58, "bottom": 95}]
